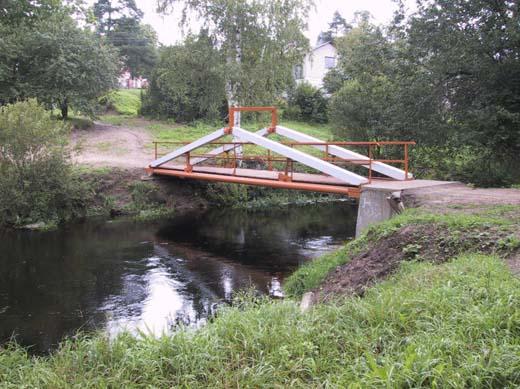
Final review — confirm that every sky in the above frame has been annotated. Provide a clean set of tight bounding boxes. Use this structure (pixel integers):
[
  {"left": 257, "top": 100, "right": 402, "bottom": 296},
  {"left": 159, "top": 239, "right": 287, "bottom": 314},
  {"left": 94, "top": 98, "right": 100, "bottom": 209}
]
[{"left": 134, "top": 0, "right": 416, "bottom": 46}]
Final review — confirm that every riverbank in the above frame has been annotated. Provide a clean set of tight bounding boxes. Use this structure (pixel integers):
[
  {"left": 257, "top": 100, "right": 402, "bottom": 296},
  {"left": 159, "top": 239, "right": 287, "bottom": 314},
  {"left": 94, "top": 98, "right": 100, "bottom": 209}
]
[
  {"left": 75, "top": 166, "right": 344, "bottom": 223},
  {"left": 1, "top": 200, "right": 519, "bottom": 387}
]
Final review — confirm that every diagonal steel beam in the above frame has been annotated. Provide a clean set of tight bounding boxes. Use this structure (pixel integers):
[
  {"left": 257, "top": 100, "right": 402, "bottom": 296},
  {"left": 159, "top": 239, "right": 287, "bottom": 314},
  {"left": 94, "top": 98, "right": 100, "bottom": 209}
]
[
  {"left": 190, "top": 127, "right": 270, "bottom": 165},
  {"left": 233, "top": 127, "right": 368, "bottom": 186},
  {"left": 276, "top": 125, "right": 412, "bottom": 180},
  {"left": 149, "top": 128, "right": 227, "bottom": 168}
]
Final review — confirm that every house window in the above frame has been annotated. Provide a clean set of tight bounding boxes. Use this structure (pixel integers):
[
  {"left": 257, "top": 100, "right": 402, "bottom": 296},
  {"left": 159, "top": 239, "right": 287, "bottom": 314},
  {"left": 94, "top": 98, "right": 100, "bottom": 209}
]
[
  {"left": 294, "top": 64, "right": 303, "bottom": 80},
  {"left": 324, "top": 56, "right": 336, "bottom": 69}
]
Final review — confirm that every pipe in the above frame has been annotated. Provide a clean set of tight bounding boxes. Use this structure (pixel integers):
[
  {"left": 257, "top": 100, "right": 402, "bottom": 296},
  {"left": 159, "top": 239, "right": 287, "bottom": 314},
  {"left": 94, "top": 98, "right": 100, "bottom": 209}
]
[{"left": 147, "top": 167, "right": 360, "bottom": 198}]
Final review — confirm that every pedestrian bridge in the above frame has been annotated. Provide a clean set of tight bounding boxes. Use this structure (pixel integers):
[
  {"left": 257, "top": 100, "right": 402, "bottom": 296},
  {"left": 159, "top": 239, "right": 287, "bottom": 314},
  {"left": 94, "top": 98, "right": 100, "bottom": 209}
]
[{"left": 146, "top": 106, "right": 416, "bottom": 199}]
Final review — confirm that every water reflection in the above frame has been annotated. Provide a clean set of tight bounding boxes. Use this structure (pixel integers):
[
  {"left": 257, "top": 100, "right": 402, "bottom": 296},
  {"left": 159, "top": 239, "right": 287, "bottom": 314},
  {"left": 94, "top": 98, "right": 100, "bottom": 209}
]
[{"left": 0, "top": 202, "right": 356, "bottom": 352}]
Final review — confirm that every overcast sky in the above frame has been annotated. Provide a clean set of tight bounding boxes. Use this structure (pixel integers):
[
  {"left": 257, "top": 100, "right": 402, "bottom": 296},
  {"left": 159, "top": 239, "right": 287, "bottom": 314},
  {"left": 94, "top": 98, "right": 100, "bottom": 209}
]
[{"left": 134, "top": 0, "right": 415, "bottom": 46}]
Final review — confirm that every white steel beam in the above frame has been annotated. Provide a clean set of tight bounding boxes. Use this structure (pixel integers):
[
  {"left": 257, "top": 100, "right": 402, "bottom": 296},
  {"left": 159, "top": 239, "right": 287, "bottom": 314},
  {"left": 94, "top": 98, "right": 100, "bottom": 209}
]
[
  {"left": 276, "top": 125, "right": 413, "bottom": 180},
  {"left": 150, "top": 128, "right": 226, "bottom": 168},
  {"left": 191, "top": 127, "right": 270, "bottom": 165},
  {"left": 233, "top": 127, "right": 368, "bottom": 186}
]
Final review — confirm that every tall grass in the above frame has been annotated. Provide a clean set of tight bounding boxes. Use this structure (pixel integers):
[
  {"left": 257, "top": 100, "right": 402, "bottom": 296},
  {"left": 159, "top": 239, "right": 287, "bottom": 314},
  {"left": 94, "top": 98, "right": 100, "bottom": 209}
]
[{"left": 1, "top": 254, "right": 519, "bottom": 387}]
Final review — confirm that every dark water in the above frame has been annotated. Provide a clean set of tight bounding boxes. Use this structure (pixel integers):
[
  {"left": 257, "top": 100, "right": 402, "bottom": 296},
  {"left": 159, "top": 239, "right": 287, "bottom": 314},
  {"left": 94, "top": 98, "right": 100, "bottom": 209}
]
[{"left": 0, "top": 203, "right": 356, "bottom": 352}]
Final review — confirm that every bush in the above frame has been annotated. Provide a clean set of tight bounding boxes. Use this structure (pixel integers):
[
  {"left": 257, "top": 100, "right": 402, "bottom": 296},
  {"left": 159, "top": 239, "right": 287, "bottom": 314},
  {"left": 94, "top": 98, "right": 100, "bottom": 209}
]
[
  {"left": 286, "top": 82, "right": 328, "bottom": 123},
  {"left": 0, "top": 100, "right": 89, "bottom": 227},
  {"left": 412, "top": 145, "right": 518, "bottom": 187}
]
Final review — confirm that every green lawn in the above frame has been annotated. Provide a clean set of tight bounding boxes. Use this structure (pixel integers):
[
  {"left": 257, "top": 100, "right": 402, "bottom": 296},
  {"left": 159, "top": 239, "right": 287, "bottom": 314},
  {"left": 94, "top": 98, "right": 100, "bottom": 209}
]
[
  {"left": 98, "top": 112, "right": 337, "bottom": 162},
  {"left": 143, "top": 119, "right": 336, "bottom": 162},
  {"left": 104, "top": 89, "right": 142, "bottom": 116}
]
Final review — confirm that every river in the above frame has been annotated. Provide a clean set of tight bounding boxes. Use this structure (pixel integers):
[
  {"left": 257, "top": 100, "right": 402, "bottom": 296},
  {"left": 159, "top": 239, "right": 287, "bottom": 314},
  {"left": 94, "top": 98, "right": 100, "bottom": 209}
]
[{"left": 0, "top": 202, "right": 356, "bottom": 353}]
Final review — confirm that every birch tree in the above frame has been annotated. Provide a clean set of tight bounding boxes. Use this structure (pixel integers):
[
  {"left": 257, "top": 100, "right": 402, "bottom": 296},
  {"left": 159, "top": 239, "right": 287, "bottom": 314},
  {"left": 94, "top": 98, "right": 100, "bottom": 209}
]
[{"left": 158, "top": 0, "right": 312, "bottom": 125}]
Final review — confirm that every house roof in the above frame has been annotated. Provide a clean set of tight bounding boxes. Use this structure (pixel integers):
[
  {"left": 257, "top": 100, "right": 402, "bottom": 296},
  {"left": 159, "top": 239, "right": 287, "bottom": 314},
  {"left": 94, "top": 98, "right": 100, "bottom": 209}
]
[{"left": 311, "top": 41, "right": 335, "bottom": 52}]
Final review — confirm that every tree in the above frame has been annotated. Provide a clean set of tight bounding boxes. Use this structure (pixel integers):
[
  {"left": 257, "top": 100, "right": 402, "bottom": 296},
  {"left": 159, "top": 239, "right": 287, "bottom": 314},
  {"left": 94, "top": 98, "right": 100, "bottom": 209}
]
[
  {"left": 401, "top": 0, "right": 520, "bottom": 154},
  {"left": 0, "top": 0, "right": 60, "bottom": 26},
  {"left": 288, "top": 82, "right": 328, "bottom": 123},
  {"left": 158, "top": 0, "right": 311, "bottom": 123},
  {"left": 93, "top": 0, "right": 142, "bottom": 34},
  {"left": 0, "top": 12, "right": 119, "bottom": 118},
  {"left": 327, "top": 2, "right": 520, "bottom": 185},
  {"left": 0, "top": 100, "right": 88, "bottom": 226},
  {"left": 110, "top": 19, "right": 158, "bottom": 78},
  {"left": 317, "top": 10, "right": 351, "bottom": 44},
  {"left": 93, "top": 0, "right": 157, "bottom": 78},
  {"left": 142, "top": 32, "right": 227, "bottom": 121}
]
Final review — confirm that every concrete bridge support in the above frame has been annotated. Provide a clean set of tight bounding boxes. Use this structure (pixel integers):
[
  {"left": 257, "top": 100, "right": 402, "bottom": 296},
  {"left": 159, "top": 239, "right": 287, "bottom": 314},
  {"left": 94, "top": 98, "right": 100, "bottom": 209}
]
[
  {"left": 355, "top": 181, "right": 459, "bottom": 237},
  {"left": 355, "top": 188, "right": 401, "bottom": 237}
]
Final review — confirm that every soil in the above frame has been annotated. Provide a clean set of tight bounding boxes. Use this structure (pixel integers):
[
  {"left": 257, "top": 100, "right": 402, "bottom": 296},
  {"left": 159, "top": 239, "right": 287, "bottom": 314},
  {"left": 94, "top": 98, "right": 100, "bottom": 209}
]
[
  {"left": 402, "top": 183, "right": 520, "bottom": 210},
  {"left": 309, "top": 183, "right": 520, "bottom": 302},
  {"left": 507, "top": 255, "right": 520, "bottom": 276},
  {"left": 72, "top": 121, "right": 152, "bottom": 169}
]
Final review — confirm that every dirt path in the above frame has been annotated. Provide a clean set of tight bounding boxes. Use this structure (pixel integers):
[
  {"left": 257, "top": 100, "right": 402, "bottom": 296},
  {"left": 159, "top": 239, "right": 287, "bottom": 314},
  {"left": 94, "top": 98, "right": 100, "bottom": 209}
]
[
  {"left": 72, "top": 122, "right": 153, "bottom": 169},
  {"left": 402, "top": 183, "right": 520, "bottom": 210}
]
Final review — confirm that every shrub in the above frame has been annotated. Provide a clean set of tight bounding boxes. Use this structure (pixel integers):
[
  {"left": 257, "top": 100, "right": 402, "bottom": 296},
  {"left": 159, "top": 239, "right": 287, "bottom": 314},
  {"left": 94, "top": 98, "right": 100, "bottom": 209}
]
[
  {"left": 286, "top": 82, "right": 328, "bottom": 123},
  {"left": 0, "top": 100, "right": 89, "bottom": 227},
  {"left": 412, "top": 145, "right": 517, "bottom": 187}
]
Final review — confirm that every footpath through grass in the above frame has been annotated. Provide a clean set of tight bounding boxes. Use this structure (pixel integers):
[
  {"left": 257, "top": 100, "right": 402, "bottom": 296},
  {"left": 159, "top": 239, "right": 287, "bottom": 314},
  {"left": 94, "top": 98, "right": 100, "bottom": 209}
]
[{"left": 1, "top": 208, "right": 519, "bottom": 387}]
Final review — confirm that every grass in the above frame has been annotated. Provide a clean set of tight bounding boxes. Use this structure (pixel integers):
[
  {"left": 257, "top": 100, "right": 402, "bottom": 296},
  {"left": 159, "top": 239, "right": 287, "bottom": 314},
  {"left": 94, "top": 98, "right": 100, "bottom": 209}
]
[
  {"left": 144, "top": 118, "right": 337, "bottom": 169},
  {"left": 104, "top": 89, "right": 142, "bottom": 116},
  {"left": 1, "top": 253, "right": 519, "bottom": 387}
]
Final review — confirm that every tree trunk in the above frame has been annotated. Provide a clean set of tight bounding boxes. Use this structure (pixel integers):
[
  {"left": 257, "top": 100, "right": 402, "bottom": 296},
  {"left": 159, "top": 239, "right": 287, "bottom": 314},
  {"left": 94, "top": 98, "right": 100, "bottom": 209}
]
[
  {"left": 60, "top": 98, "right": 69, "bottom": 120},
  {"left": 225, "top": 24, "right": 242, "bottom": 126},
  {"left": 226, "top": 24, "right": 243, "bottom": 165}
]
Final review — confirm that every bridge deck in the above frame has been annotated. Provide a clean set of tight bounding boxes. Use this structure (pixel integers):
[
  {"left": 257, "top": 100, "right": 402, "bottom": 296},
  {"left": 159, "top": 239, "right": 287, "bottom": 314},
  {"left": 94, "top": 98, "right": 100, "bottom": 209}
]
[
  {"left": 148, "top": 165, "right": 362, "bottom": 197},
  {"left": 149, "top": 165, "right": 453, "bottom": 198},
  {"left": 162, "top": 164, "right": 349, "bottom": 186}
]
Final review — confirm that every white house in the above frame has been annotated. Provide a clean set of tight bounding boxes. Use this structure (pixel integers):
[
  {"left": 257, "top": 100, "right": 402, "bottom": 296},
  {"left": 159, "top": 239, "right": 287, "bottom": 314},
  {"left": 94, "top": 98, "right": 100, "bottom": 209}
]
[
  {"left": 294, "top": 42, "right": 337, "bottom": 89},
  {"left": 118, "top": 70, "right": 149, "bottom": 89}
]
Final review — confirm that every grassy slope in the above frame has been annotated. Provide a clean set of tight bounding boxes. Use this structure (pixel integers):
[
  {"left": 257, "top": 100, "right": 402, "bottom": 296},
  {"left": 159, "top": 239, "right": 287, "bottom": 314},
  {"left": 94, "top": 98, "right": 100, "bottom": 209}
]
[
  {"left": 1, "top": 209, "right": 519, "bottom": 387},
  {"left": 105, "top": 89, "right": 142, "bottom": 116}
]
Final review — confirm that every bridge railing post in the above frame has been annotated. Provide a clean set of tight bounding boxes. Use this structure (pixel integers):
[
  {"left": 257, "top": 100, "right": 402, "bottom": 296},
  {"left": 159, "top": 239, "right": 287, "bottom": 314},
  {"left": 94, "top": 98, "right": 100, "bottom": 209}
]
[
  {"left": 404, "top": 143, "right": 409, "bottom": 180},
  {"left": 368, "top": 144, "right": 373, "bottom": 183}
]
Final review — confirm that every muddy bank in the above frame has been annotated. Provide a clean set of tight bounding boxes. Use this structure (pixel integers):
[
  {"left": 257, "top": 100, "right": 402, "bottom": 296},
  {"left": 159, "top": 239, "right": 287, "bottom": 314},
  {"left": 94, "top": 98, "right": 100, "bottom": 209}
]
[{"left": 314, "top": 221, "right": 520, "bottom": 301}]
